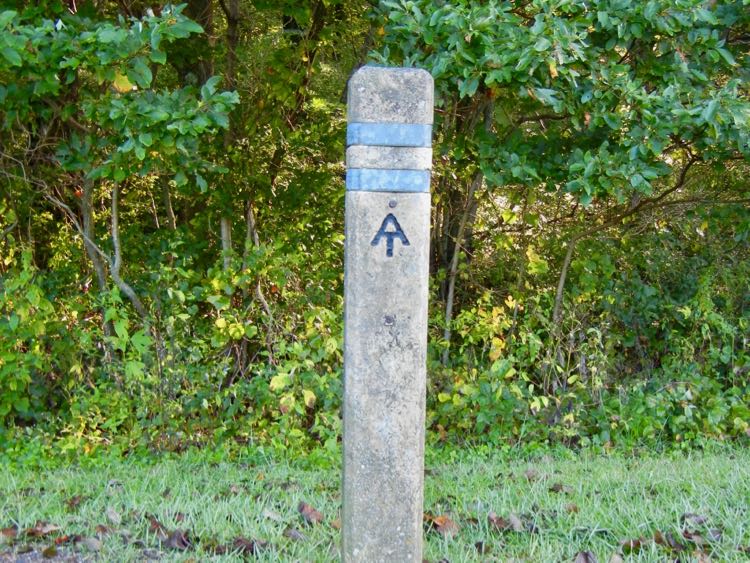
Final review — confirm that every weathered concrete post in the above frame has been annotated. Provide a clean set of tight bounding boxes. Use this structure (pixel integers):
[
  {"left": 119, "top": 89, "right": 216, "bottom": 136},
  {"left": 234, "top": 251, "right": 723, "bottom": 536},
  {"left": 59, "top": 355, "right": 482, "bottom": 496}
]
[{"left": 342, "top": 66, "right": 433, "bottom": 562}]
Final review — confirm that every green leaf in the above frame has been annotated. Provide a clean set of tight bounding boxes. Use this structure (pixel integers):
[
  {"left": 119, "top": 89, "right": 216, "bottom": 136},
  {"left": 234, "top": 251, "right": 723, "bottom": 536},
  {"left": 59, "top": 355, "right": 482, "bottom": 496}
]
[
  {"left": 701, "top": 99, "right": 718, "bottom": 123},
  {"left": 716, "top": 48, "right": 736, "bottom": 66},
  {"left": 533, "top": 37, "right": 551, "bottom": 52},
  {"left": 150, "top": 49, "right": 166, "bottom": 65},
  {"left": 99, "top": 27, "right": 126, "bottom": 43},
  {"left": 0, "top": 10, "right": 17, "bottom": 28},
  {"left": 129, "top": 57, "right": 153, "bottom": 88},
  {"left": 2, "top": 47, "right": 22, "bottom": 67},
  {"left": 201, "top": 76, "right": 221, "bottom": 100},
  {"left": 195, "top": 173, "right": 207, "bottom": 191}
]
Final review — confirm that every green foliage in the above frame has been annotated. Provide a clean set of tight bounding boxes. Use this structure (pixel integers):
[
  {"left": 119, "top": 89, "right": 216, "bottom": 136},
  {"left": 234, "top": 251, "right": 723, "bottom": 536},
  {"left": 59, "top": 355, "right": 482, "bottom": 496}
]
[{"left": 1, "top": 0, "right": 749, "bottom": 463}]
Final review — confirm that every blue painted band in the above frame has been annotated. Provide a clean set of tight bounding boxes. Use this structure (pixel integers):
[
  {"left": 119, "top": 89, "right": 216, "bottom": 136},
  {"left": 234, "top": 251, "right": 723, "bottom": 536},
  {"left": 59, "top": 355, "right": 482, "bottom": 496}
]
[
  {"left": 346, "top": 169, "right": 431, "bottom": 193},
  {"left": 347, "top": 123, "right": 432, "bottom": 147}
]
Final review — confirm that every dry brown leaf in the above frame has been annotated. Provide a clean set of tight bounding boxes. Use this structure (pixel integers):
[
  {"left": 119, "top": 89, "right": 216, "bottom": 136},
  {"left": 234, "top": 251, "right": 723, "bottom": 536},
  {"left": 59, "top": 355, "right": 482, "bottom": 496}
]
[
  {"left": 549, "top": 482, "right": 573, "bottom": 494},
  {"left": 79, "top": 537, "right": 102, "bottom": 552},
  {"left": 298, "top": 502, "right": 324, "bottom": 526},
  {"left": 331, "top": 518, "right": 342, "bottom": 530},
  {"left": 65, "top": 495, "right": 86, "bottom": 511},
  {"left": 488, "top": 512, "right": 512, "bottom": 531},
  {"left": 283, "top": 527, "right": 307, "bottom": 542},
  {"left": 25, "top": 521, "right": 61, "bottom": 538},
  {"left": 508, "top": 513, "right": 525, "bottom": 532},
  {"left": 620, "top": 537, "right": 646, "bottom": 554},
  {"left": 430, "top": 515, "right": 460, "bottom": 537},
  {"left": 233, "top": 537, "right": 267, "bottom": 555},
  {"left": 681, "top": 513, "right": 709, "bottom": 527},
  {"left": 147, "top": 515, "right": 168, "bottom": 541},
  {"left": 164, "top": 529, "right": 191, "bottom": 551},
  {"left": 653, "top": 530, "right": 685, "bottom": 551},
  {"left": 1, "top": 525, "right": 18, "bottom": 539},
  {"left": 683, "top": 529, "right": 706, "bottom": 546},
  {"left": 565, "top": 503, "right": 580, "bottom": 514},
  {"left": 475, "top": 540, "right": 490, "bottom": 554},
  {"left": 95, "top": 524, "right": 114, "bottom": 536},
  {"left": 524, "top": 468, "right": 540, "bottom": 482},
  {"left": 574, "top": 551, "right": 598, "bottom": 563}
]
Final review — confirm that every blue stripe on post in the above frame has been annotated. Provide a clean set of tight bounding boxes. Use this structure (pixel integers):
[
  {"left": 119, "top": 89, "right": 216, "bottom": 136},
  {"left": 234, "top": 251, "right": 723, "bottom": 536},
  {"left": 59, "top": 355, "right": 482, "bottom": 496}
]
[
  {"left": 346, "top": 169, "right": 431, "bottom": 193},
  {"left": 347, "top": 123, "right": 432, "bottom": 147}
]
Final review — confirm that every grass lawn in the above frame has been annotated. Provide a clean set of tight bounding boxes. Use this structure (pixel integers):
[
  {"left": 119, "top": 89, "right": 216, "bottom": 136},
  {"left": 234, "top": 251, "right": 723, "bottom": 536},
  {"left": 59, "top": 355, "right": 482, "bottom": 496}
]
[{"left": 1, "top": 447, "right": 749, "bottom": 562}]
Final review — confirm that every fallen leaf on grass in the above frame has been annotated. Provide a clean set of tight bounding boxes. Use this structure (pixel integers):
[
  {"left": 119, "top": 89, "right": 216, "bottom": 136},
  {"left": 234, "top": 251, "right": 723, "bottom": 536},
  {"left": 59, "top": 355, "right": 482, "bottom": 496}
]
[
  {"left": 233, "top": 537, "right": 268, "bottom": 555},
  {"left": 620, "top": 537, "right": 647, "bottom": 554},
  {"left": 1, "top": 525, "right": 18, "bottom": 539},
  {"left": 298, "top": 502, "right": 324, "bottom": 525},
  {"left": 425, "top": 514, "right": 460, "bottom": 537},
  {"left": 229, "top": 484, "right": 243, "bottom": 495},
  {"left": 524, "top": 468, "right": 540, "bottom": 482},
  {"left": 79, "top": 537, "right": 102, "bottom": 552},
  {"left": 95, "top": 524, "right": 114, "bottom": 536},
  {"left": 681, "top": 513, "right": 709, "bottom": 527},
  {"left": 654, "top": 530, "right": 685, "bottom": 551},
  {"left": 549, "top": 482, "right": 573, "bottom": 494},
  {"left": 331, "top": 518, "right": 342, "bottom": 530},
  {"left": 574, "top": 551, "right": 597, "bottom": 563},
  {"left": 54, "top": 534, "right": 79, "bottom": 546},
  {"left": 164, "top": 529, "right": 191, "bottom": 551},
  {"left": 65, "top": 495, "right": 86, "bottom": 511},
  {"left": 25, "top": 522, "right": 61, "bottom": 538},
  {"left": 475, "top": 541, "right": 490, "bottom": 554},
  {"left": 565, "top": 503, "right": 580, "bottom": 514},
  {"left": 42, "top": 545, "right": 57, "bottom": 558},
  {"left": 283, "top": 527, "right": 307, "bottom": 542},
  {"left": 488, "top": 512, "right": 527, "bottom": 533},
  {"left": 146, "top": 514, "right": 169, "bottom": 542}
]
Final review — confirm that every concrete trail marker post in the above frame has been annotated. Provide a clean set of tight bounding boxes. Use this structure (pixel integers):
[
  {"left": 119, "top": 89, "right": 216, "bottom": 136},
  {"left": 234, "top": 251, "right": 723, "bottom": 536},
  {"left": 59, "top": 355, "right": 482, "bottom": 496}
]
[{"left": 342, "top": 66, "right": 434, "bottom": 562}]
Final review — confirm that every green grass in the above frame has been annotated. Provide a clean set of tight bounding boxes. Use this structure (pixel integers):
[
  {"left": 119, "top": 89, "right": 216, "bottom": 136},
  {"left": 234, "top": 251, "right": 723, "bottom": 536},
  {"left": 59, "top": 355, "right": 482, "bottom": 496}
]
[{"left": 1, "top": 447, "right": 749, "bottom": 561}]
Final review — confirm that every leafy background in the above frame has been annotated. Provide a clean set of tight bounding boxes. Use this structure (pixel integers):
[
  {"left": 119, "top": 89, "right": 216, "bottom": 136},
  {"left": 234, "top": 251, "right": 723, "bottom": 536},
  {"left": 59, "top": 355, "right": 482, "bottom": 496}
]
[{"left": 0, "top": 0, "right": 749, "bottom": 464}]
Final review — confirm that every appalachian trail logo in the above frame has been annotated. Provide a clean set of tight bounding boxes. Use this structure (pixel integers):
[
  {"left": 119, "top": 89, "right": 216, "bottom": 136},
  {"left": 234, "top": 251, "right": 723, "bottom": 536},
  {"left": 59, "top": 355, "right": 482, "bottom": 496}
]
[{"left": 371, "top": 213, "right": 410, "bottom": 257}]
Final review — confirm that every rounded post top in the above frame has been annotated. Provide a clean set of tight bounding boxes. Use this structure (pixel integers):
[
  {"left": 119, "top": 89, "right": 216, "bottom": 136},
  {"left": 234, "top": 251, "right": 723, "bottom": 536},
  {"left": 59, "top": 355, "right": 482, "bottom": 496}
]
[{"left": 347, "top": 66, "right": 434, "bottom": 125}]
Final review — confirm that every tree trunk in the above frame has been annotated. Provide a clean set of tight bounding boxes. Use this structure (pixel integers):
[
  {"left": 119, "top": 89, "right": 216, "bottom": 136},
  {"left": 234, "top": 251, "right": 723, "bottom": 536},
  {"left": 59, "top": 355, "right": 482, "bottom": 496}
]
[
  {"left": 442, "top": 171, "right": 483, "bottom": 365},
  {"left": 220, "top": 215, "right": 232, "bottom": 270},
  {"left": 110, "top": 185, "right": 148, "bottom": 320},
  {"left": 162, "top": 182, "right": 177, "bottom": 231},
  {"left": 81, "top": 179, "right": 107, "bottom": 291}
]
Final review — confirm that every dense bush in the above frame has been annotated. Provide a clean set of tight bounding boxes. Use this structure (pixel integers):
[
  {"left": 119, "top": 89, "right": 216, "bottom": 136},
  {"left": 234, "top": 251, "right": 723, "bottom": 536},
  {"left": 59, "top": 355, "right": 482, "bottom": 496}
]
[{"left": 1, "top": 0, "right": 749, "bottom": 462}]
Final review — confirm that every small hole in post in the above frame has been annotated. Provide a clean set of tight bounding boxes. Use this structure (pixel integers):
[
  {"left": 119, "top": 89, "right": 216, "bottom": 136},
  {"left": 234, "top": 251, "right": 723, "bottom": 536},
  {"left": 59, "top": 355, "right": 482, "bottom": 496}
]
[{"left": 388, "top": 200, "right": 397, "bottom": 208}]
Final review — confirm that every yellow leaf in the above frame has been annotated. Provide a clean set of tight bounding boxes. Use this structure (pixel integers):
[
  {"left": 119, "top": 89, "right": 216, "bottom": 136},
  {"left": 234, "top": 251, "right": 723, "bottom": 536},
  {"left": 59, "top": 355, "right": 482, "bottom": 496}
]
[
  {"left": 548, "top": 60, "right": 558, "bottom": 78},
  {"left": 270, "top": 373, "right": 290, "bottom": 391},
  {"left": 302, "top": 389, "right": 316, "bottom": 408},
  {"left": 113, "top": 72, "right": 134, "bottom": 93}
]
